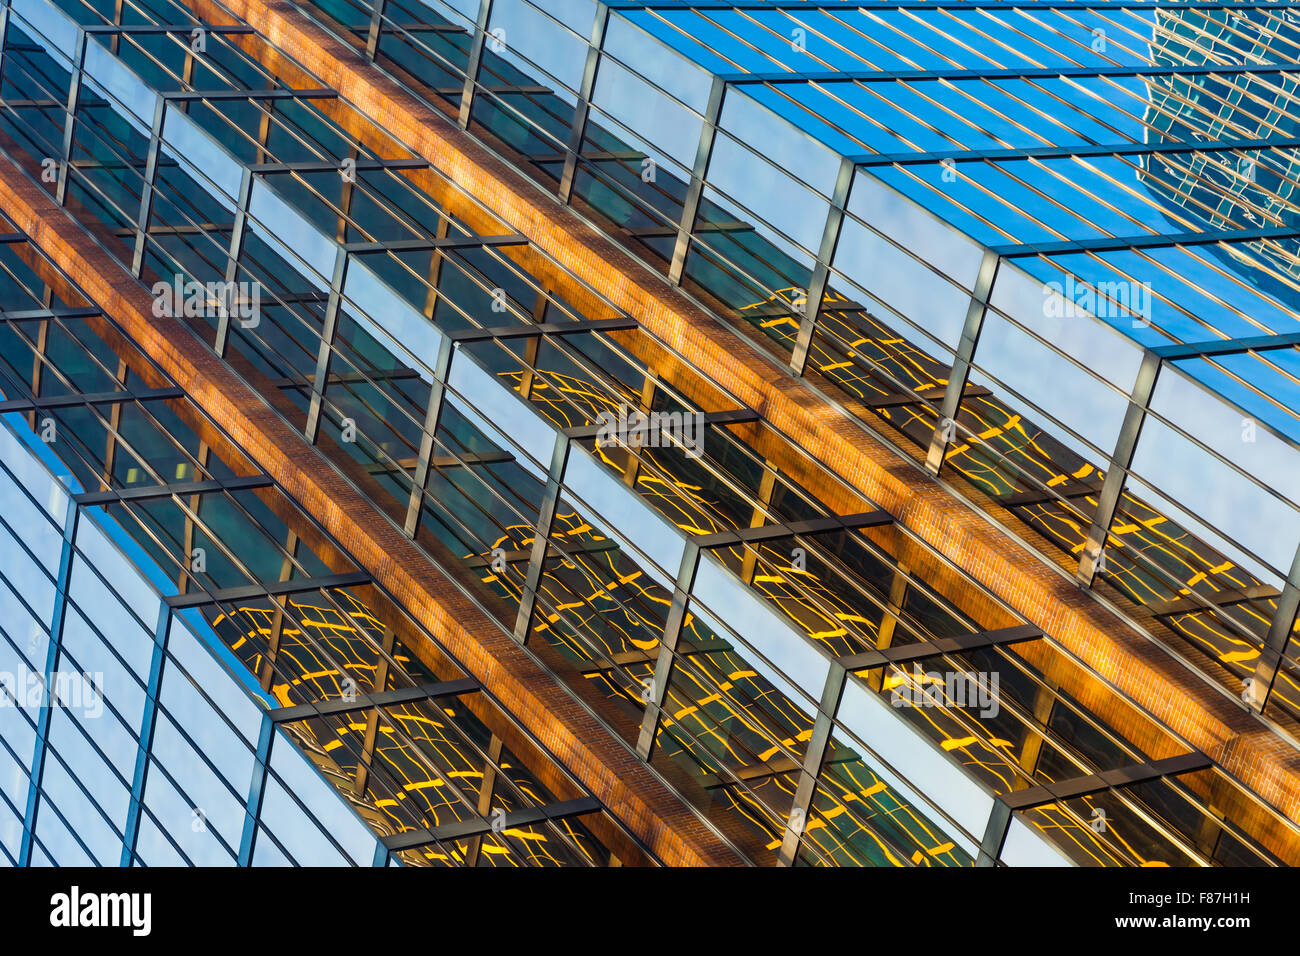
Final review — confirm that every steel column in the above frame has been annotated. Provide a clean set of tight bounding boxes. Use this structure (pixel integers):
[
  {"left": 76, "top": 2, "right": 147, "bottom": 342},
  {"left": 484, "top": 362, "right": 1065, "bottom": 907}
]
[
  {"left": 789, "top": 155, "right": 855, "bottom": 376},
  {"left": 1076, "top": 350, "right": 1162, "bottom": 586},
  {"left": 924, "top": 247, "right": 1000, "bottom": 474}
]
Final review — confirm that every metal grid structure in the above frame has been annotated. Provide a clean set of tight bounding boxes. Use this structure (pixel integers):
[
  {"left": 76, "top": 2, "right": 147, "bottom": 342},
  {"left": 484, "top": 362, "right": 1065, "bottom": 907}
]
[
  {"left": 0, "top": 0, "right": 1296, "bottom": 866},
  {"left": 276, "top": 0, "right": 1300, "bottom": 727},
  {"left": 0, "top": 220, "right": 650, "bottom": 865}
]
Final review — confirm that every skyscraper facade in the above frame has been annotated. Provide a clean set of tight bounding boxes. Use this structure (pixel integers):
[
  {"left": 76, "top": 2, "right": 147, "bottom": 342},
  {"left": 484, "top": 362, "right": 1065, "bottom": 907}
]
[{"left": 0, "top": 0, "right": 1297, "bottom": 866}]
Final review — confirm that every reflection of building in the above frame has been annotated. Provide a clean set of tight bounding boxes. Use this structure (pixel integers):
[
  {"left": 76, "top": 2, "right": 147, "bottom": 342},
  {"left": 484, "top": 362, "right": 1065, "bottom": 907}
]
[
  {"left": 0, "top": 0, "right": 1299, "bottom": 870},
  {"left": 1141, "top": 4, "right": 1300, "bottom": 307}
]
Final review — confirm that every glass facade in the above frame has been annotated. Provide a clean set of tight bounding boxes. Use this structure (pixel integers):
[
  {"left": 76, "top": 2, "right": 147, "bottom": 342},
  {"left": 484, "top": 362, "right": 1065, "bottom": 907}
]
[
  {"left": 0, "top": 0, "right": 1297, "bottom": 867},
  {"left": 316, "top": 0, "right": 1300, "bottom": 724}
]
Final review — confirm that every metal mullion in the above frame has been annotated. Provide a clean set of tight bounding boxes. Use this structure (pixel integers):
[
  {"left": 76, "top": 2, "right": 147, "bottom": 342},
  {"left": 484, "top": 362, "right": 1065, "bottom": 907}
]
[
  {"left": 121, "top": 602, "right": 170, "bottom": 865},
  {"left": 310, "top": 375, "right": 425, "bottom": 478},
  {"left": 864, "top": 563, "right": 909, "bottom": 692},
  {"left": 669, "top": 75, "right": 725, "bottom": 285},
  {"left": 131, "top": 95, "right": 167, "bottom": 278},
  {"left": 516, "top": 285, "right": 550, "bottom": 401},
  {"left": 155, "top": 484, "right": 338, "bottom": 613},
  {"left": 634, "top": 540, "right": 700, "bottom": 761},
  {"left": 777, "top": 659, "right": 847, "bottom": 867},
  {"left": 214, "top": 167, "right": 254, "bottom": 359},
  {"left": 25, "top": 291, "right": 51, "bottom": 433},
  {"left": 462, "top": 733, "right": 502, "bottom": 866},
  {"left": 337, "top": 146, "right": 358, "bottom": 244},
  {"left": 258, "top": 532, "right": 299, "bottom": 693},
  {"left": 512, "top": 430, "right": 572, "bottom": 644},
  {"left": 99, "top": 357, "right": 128, "bottom": 494},
  {"left": 357, "top": 685, "right": 577, "bottom": 868},
  {"left": 1003, "top": 751, "right": 1213, "bottom": 815},
  {"left": 304, "top": 247, "right": 350, "bottom": 445},
  {"left": 613, "top": 372, "right": 657, "bottom": 490},
  {"left": 238, "top": 713, "right": 275, "bottom": 865},
  {"left": 403, "top": 334, "right": 454, "bottom": 537},
  {"left": 976, "top": 799, "right": 1012, "bottom": 867},
  {"left": 107, "top": 0, "right": 122, "bottom": 58},
  {"left": 738, "top": 461, "right": 776, "bottom": 583},
  {"left": 1076, "top": 350, "right": 1161, "bottom": 586},
  {"left": 351, "top": 621, "right": 395, "bottom": 796},
  {"left": 421, "top": 215, "right": 451, "bottom": 318},
  {"left": 0, "top": 3, "right": 9, "bottom": 76},
  {"left": 54, "top": 27, "right": 87, "bottom": 208},
  {"left": 458, "top": 0, "right": 492, "bottom": 130},
  {"left": 365, "top": 0, "right": 389, "bottom": 59},
  {"left": 1018, "top": 679, "right": 1059, "bottom": 781},
  {"left": 248, "top": 158, "right": 430, "bottom": 175},
  {"left": 789, "top": 155, "right": 854, "bottom": 376},
  {"left": 405, "top": 438, "right": 538, "bottom": 571},
  {"left": 17, "top": 497, "right": 76, "bottom": 866},
  {"left": 923, "top": 247, "right": 1000, "bottom": 474},
  {"left": 1248, "top": 542, "right": 1300, "bottom": 713},
  {"left": 521, "top": 540, "right": 672, "bottom": 684},
  {"left": 557, "top": 2, "right": 609, "bottom": 204},
  {"left": 349, "top": 710, "right": 502, "bottom": 861}
]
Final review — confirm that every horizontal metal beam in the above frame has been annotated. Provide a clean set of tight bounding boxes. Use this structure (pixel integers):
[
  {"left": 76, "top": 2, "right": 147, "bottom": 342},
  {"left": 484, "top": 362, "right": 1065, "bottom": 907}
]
[
  {"left": 1002, "top": 751, "right": 1212, "bottom": 812},
  {"left": 381, "top": 795, "right": 602, "bottom": 851},
  {"left": 838, "top": 623, "right": 1043, "bottom": 670},
  {"left": 864, "top": 383, "right": 990, "bottom": 409},
  {"left": 165, "top": 570, "right": 372, "bottom": 608},
  {"left": 1151, "top": 584, "right": 1280, "bottom": 618},
  {"left": 0, "top": 386, "right": 183, "bottom": 414},
  {"left": 466, "top": 537, "right": 619, "bottom": 568},
  {"left": 83, "top": 23, "right": 255, "bottom": 34},
  {"left": 852, "top": 135, "right": 1300, "bottom": 169},
  {"left": 565, "top": 406, "right": 759, "bottom": 442},
  {"left": 272, "top": 368, "right": 423, "bottom": 389},
  {"left": 1153, "top": 330, "right": 1300, "bottom": 362},
  {"left": 163, "top": 88, "right": 337, "bottom": 102},
  {"left": 267, "top": 678, "right": 479, "bottom": 723},
  {"left": 0, "top": 100, "right": 61, "bottom": 110},
  {"left": 247, "top": 158, "right": 430, "bottom": 174},
  {"left": 693, "top": 509, "right": 893, "bottom": 549},
  {"left": 364, "top": 449, "right": 515, "bottom": 476},
  {"left": 576, "top": 638, "right": 732, "bottom": 674},
  {"left": 447, "top": 317, "right": 638, "bottom": 343},
  {"left": 723, "top": 63, "right": 1300, "bottom": 86},
  {"left": 75, "top": 474, "right": 273, "bottom": 505},
  {"left": 994, "top": 223, "right": 1300, "bottom": 258},
  {"left": 0, "top": 306, "right": 99, "bottom": 321},
  {"left": 385, "top": 21, "right": 467, "bottom": 33},
  {"left": 606, "top": 0, "right": 1288, "bottom": 8},
  {"left": 1001, "top": 479, "right": 1104, "bottom": 509},
  {"left": 342, "top": 234, "right": 527, "bottom": 254}
]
